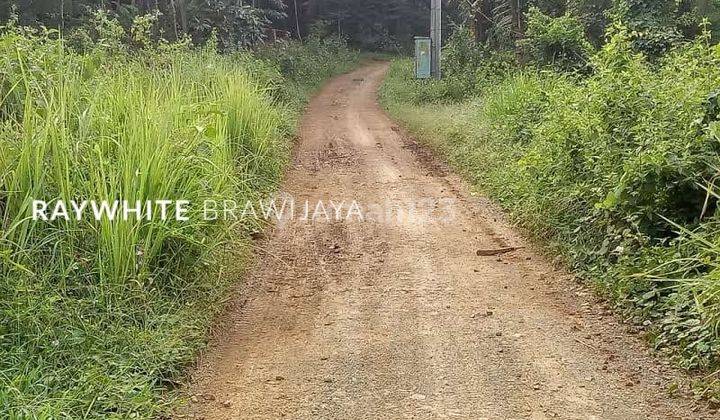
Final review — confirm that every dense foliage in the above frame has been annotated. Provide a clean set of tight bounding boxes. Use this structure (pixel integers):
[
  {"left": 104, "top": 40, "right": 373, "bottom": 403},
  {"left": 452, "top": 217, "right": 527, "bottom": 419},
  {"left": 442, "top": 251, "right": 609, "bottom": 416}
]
[
  {"left": 0, "top": 14, "right": 357, "bottom": 418},
  {"left": 460, "top": 0, "right": 720, "bottom": 56},
  {"left": 301, "top": 0, "right": 442, "bottom": 51},
  {"left": 0, "top": 0, "right": 288, "bottom": 49},
  {"left": 0, "top": 0, "right": 465, "bottom": 53},
  {"left": 520, "top": 7, "right": 593, "bottom": 71}
]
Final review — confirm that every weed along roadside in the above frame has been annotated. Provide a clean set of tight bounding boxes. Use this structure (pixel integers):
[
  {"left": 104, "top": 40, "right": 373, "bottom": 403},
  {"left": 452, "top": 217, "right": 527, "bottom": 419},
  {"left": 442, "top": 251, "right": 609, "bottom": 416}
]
[{"left": 0, "top": 11, "right": 358, "bottom": 418}]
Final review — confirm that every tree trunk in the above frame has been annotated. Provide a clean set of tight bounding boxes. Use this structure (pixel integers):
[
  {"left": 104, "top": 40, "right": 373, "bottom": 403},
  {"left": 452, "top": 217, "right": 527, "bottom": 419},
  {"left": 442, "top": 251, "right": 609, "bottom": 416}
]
[
  {"left": 293, "top": 0, "right": 302, "bottom": 40},
  {"left": 176, "top": 0, "right": 188, "bottom": 35},
  {"left": 169, "top": 0, "right": 179, "bottom": 41},
  {"left": 510, "top": 0, "right": 524, "bottom": 39},
  {"left": 474, "top": 0, "right": 494, "bottom": 43}
]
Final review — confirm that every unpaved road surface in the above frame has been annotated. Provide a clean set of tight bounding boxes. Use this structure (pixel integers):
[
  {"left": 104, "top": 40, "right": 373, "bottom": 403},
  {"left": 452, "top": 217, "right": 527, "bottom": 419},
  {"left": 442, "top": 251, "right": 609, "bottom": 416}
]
[{"left": 183, "top": 63, "right": 710, "bottom": 419}]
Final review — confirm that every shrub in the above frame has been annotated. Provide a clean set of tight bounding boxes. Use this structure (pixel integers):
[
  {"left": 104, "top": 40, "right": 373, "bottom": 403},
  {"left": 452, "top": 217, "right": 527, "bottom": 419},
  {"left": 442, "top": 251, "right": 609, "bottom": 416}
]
[
  {"left": 521, "top": 7, "right": 594, "bottom": 72},
  {"left": 610, "top": 0, "right": 684, "bottom": 58},
  {"left": 256, "top": 31, "right": 359, "bottom": 108},
  {"left": 442, "top": 27, "right": 516, "bottom": 99}
]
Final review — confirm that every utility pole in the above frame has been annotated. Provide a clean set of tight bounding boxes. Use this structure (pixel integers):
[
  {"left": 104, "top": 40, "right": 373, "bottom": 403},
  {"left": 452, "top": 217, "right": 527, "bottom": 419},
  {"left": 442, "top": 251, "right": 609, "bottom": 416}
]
[
  {"left": 293, "top": 0, "right": 302, "bottom": 41},
  {"left": 430, "top": 0, "right": 442, "bottom": 79}
]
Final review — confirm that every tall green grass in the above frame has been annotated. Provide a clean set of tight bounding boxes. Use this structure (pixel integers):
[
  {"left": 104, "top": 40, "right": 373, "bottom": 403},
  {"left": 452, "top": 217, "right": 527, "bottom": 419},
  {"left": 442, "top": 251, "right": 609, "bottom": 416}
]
[{"left": 0, "top": 20, "right": 357, "bottom": 418}]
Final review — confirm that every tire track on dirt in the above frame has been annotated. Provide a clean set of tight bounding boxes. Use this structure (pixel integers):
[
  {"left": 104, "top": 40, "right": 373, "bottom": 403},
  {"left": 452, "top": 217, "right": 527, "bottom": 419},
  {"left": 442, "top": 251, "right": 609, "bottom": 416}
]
[{"left": 181, "top": 63, "right": 712, "bottom": 419}]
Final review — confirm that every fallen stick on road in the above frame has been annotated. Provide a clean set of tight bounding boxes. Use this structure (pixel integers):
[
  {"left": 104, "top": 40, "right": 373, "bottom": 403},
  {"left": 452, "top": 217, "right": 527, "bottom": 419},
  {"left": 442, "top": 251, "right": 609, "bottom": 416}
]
[{"left": 476, "top": 247, "right": 524, "bottom": 256}]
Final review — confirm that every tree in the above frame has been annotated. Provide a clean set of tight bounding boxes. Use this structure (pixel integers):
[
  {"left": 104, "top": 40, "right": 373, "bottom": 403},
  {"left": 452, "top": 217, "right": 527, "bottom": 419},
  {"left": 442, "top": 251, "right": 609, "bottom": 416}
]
[
  {"left": 0, "top": 0, "right": 287, "bottom": 49},
  {"left": 451, "top": 0, "right": 526, "bottom": 49},
  {"left": 282, "top": 0, "right": 465, "bottom": 52},
  {"left": 182, "top": 0, "right": 286, "bottom": 49}
]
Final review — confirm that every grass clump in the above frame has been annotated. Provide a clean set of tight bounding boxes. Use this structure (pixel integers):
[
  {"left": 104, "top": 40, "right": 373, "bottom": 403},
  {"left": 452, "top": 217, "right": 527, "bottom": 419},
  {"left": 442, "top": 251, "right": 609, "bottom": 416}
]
[
  {"left": 381, "top": 27, "right": 720, "bottom": 397},
  {"left": 0, "top": 16, "right": 357, "bottom": 419}
]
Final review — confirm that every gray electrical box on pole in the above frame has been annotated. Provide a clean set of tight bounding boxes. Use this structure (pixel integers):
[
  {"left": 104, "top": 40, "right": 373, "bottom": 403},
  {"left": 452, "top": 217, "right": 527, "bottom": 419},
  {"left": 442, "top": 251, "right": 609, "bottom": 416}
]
[{"left": 430, "top": 0, "right": 442, "bottom": 79}]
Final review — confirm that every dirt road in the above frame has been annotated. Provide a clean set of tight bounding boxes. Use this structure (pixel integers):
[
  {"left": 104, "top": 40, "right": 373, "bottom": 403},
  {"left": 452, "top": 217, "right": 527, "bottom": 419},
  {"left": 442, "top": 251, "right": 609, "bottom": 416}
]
[{"left": 183, "top": 63, "right": 709, "bottom": 419}]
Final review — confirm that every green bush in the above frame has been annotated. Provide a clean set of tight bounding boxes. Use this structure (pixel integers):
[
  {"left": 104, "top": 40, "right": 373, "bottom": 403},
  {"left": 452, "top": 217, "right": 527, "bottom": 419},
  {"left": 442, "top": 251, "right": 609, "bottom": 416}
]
[
  {"left": 520, "top": 7, "right": 594, "bottom": 72},
  {"left": 610, "top": 0, "right": 684, "bottom": 58},
  {"left": 442, "top": 27, "right": 517, "bottom": 99},
  {"left": 257, "top": 30, "right": 359, "bottom": 109}
]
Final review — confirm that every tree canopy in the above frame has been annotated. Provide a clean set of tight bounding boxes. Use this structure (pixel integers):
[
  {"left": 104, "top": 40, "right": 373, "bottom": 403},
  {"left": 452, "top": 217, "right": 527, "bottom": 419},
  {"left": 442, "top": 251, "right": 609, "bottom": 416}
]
[
  {"left": 3, "top": 0, "right": 720, "bottom": 55},
  {"left": 0, "top": 0, "right": 457, "bottom": 51}
]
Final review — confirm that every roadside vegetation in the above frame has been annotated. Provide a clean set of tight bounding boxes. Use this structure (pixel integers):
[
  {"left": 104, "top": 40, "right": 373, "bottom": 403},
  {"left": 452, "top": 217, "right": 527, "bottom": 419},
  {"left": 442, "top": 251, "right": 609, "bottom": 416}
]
[
  {"left": 381, "top": 0, "right": 720, "bottom": 401},
  {"left": 0, "top": 10, "right": 357, "bottom": 418}
]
